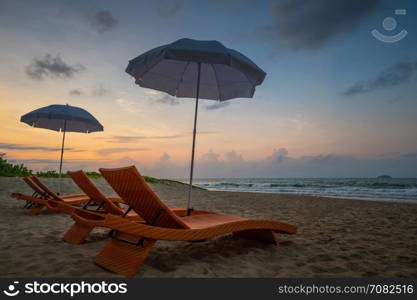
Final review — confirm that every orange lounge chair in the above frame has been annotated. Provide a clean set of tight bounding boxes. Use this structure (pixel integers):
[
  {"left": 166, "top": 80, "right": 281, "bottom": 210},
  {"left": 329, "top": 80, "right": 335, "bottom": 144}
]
[
  {"left": 11, "top": 176, "right": 91, "bottom": 216},
  {"left": 70, "top": 166, "right": 297, "bottom": 277},
  {"left": 63, "top": 170, "right": 186, "bottom": 244}
]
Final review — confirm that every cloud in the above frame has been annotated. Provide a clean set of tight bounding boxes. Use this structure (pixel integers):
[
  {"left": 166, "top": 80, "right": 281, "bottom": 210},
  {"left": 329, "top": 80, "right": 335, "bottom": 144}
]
[
  {"left": 100, "top": 131, "right": 218, "bottom": 143},
  {"left": 205, "top": 102, "right": 230, "bottom": 110},
  {"left": 0, "top": 143, "right": 84, "bottom": 152},
  {"left": 155, "top": 94, "right": 180, "bottom": 105},
  {"left": 160, "top": 152, "right": 171, "bottom": 163},
  {"left": 343, "top": 58, "right": 417, "bottom": 96},
  {"left": 5, "top": 157, "right": 112, "bottom": 173},
  {"left": 198, "top": 131, "right": 220, "bottom": 135},
  {"left": 26, "top": 54, "right": 85, "bottom": 80},
  {"left": 8, "top": 148, "right": 417, "bottom": 178},
  {"left": 69, "top": 89, "right": 83, "bottom": 96},
  {"left": 152, "top": 0, "right": 184, "bottom": 17},
  {"left": 200, "top": 149, "right": 221, "bottom": 163},
  {"left": 402, "top": 153, "right": 417, "bottom": 158},
  {"left": 389, "top": 96, "right": 404, "bottom": 103},
  {"left": 224, "top": 150, "right": 244, "bottom": 163},
  {"left": 96, "top": 147, "right": 149, "bottom": 156},
  {"left": 92, "top": 84, "right": 110, "bottom": 96},
  {"left": 8, "top": 158, "right": 103, "bottom": 164},
  {"left": 260, "top": 0, "right": 382, "bottom": 50},
  {"left": 105, "top": 134, "right": 186, "bottom": 143},
  {"left": 115, "top": 98, "right": 140, "bottom": 114},
  {"left": 267, "top": 148, "right": 289, "bottom": 164},
  {"left": 145, "top": 91, "right": 179, "bottom": 105},
  {"left": 91, "top": 10, "right": 118, "bottom": 33},
  {"left": 70, "top": 85, "right": 110, "bottom": 97},
  {"left": 143, "top": 149, "right": 417, "bottom": 178}
]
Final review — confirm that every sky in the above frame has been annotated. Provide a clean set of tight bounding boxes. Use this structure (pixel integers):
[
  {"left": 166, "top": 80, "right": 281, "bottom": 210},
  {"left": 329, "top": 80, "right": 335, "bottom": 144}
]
[{"left": 0, "top": 0, "right": 416, "bottom": 178}]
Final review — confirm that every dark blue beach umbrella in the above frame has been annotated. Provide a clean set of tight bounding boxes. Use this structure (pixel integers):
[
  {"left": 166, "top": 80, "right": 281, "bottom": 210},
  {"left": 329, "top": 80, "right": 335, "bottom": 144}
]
[
  {"left": 20, "top": 104, "right": 103, "bottom": 193},
  {"left": 125, "top": 38, "right": 266, "bottom": 215}
]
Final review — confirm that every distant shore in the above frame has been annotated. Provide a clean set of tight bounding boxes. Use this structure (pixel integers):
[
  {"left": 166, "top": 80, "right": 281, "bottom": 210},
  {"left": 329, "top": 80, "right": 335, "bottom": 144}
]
[{"left": 1, "top": 177, "right": 416, "bottom": 278}]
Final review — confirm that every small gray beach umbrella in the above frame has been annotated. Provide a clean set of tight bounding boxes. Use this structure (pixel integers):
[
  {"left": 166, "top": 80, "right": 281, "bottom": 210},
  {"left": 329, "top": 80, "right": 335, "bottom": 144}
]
[
  {"left": 126, "top": 38, "right": 266, "bottom": 215},
  {"left": 20, "top": 104, "right": 103, "bottom": 193}
]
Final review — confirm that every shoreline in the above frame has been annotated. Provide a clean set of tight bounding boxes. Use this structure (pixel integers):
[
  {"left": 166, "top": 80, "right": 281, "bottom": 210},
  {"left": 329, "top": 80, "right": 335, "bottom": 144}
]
[{"left": 197, "top": 188, "right": 417, "bottom": 205}]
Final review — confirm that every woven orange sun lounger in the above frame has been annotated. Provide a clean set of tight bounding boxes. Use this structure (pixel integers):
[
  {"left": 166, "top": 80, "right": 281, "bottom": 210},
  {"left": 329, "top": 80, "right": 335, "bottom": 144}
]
[
  {"left": 10, "top": 176, "right": 91, "bottom": 216},
  {"left": 62, "top": 170, "right": 187, "bottom": 244},
  {"left": 69, "top": 166, "right": 297, "bottom": 277}
]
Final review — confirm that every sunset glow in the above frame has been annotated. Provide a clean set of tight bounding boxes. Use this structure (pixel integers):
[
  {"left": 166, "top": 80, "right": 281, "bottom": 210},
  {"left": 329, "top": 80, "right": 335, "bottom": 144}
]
[{"left": 1, "top": 0, "right": 416, "bottom": 178}]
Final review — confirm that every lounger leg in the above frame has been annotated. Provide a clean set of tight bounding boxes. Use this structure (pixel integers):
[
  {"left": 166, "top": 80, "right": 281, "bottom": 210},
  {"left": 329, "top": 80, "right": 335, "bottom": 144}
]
[
  {"left": 94, "top": 232, "right": 156, "bottom": 277},
  {"left": 26, "top": 205, "right": 44, "bottom": 216},
  {"left": 63, "top": 222, "right": 94, "bottom": 244},
  {"left": 234, "top": 229, "right": 279, "bottom": 246}
]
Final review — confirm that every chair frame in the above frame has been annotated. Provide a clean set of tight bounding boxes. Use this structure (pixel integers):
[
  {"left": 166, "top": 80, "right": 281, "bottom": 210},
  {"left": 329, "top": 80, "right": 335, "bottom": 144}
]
[
  {"left": 69, "top": 166, "right": 297, "bottom": 277},
  {"left": 11, "top": 176, "right": 90, "bottom": 216},
  {"left": 62, "top": 170, "right": 186, "bottom": 244}
]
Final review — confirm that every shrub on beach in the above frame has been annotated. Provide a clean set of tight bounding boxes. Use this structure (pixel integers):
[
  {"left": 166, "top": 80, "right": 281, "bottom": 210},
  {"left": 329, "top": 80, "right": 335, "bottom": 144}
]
[
  {"left": 0, "top": 153, "right": 32, "bottom": 177},
  {"left": 36, "top": 170, "right": 63, "bottom": 178},
  {"left": 0, "top": 153, "right": 162, "bottom": 183},
  {"left": 85, "top": 171, "right": 102, "bottom": 178},
  {"left": 143, "top": 175, "right": 161, "bottom": 183}
]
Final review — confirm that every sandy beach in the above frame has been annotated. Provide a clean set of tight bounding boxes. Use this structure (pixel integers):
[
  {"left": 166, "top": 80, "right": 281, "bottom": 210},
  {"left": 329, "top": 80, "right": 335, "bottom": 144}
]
[{"left": 0, "top": 177, "right": 416, "bottom": 278}]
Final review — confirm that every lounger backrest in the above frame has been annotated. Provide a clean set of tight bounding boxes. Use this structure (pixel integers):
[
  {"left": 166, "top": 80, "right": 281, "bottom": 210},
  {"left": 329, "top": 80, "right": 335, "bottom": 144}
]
[
  {"left": 30, "top": 176, "right": 61, "bottom": 201},
  {"left": 23, "top": 177, "right": 47, "bottom": 196},
  {"left": 68, "top": 170, "right": 124, "bottom": 215},
  {"left": 99, "top": 166, "right": 189, "bottom": 229}
]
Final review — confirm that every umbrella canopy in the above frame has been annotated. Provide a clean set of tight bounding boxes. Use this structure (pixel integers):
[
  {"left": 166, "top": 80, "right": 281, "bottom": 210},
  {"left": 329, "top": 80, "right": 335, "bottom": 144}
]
[
  {"left": 126, "top": 38, "right": 266, "bottom": 101},
  {"left": 126, "top": 38, "right": 266, "bottom": 215},
  {"left": 20, "top": 104, "right": 103, "bottom": 193},
  {"left": 21, "top": 104, "right": 103, "bottom": 133}
]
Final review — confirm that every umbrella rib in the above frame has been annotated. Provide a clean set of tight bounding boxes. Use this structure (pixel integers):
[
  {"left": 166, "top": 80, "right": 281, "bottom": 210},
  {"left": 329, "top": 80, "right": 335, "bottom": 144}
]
[
  {"left": 229, "top": 58, "right": 256, "bottom": 86},
  {"left": 147, "top": 70, "right": 187, "bottom": 83},
  {"left": 238, "top": 67, "right": 255, "bottom": 86},
  {"left": 230, "top": 55, "right": 260, "bottom": 85},
  {"left": 144, "top": 49, "right": 164, "bottom": 75},
  {"left": 174, "top": 61, "right": 191, "bottom": 96},
  {"left": 211, "top": 64, "right": 221, "bottom": 100}
]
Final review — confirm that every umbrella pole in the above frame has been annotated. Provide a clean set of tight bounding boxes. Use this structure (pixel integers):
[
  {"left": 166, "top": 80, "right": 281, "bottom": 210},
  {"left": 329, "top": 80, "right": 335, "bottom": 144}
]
[
  {"left": 58, "top": 120, "right": 67, "bottom": 194},
  {"left": 187, "top": 62, "right": 201, "bottom": 216}
]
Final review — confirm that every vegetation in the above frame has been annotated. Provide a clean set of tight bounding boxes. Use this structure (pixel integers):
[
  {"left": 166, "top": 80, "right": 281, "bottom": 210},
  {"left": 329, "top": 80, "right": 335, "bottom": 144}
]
[
  {"left": 0, "top": 154, "right": 160, "bottom": 183},
  {"left": 0, "top": 153, "right": 32, "bottom": 177},
  {"left": 143, "top": 175, "right": 161, "bottom": 184}
]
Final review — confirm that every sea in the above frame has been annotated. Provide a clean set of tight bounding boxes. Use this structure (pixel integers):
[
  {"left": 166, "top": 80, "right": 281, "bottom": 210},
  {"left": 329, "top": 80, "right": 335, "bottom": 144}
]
[{"left": 184, "top": 178, "right": 417, "bottom": 204}]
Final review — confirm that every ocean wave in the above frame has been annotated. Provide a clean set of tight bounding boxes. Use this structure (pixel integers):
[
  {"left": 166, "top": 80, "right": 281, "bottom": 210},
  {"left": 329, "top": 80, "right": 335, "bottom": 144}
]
[
  {"left": 369, "top": 182, "right": 410, "bottom": 188},
  {"left": 201, "top": 181, "right": 417, "bottom": 189},
  {"left": 192, "top": 178, "right": 417, "bottom": 203}
]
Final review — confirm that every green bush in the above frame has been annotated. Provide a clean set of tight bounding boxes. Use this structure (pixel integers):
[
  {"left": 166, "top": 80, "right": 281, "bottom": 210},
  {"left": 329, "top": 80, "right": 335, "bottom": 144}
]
[
  {"left": 0, "top": 154, "right": 162, "bottom": 183},
  {"left": 85, "top": 171, "right": 102, "bottom": 178},
  {"left": 0, "top": 153, "right": 32, "bottom": 177},
  {"left": 143, "top": 175, "right": 161, "bottom": 184},
  {"left": 35, "top": 170, "right": 64, "bottom": 178}
]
